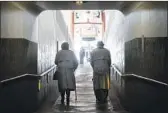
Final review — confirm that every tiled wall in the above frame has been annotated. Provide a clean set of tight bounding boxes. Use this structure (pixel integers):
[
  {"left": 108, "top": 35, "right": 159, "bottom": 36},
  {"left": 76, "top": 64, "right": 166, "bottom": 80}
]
[
  {"left": 125, "top": 37, "right": 168, "bottom": 83},
  {"left": 0, "top": 38, "right": 37, "bottom": 81}
]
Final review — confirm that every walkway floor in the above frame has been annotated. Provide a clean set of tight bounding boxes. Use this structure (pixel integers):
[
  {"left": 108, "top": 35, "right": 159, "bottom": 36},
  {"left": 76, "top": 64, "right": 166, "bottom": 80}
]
[{"left": 36, "top": 63, "right": 128, "bottom": 113}]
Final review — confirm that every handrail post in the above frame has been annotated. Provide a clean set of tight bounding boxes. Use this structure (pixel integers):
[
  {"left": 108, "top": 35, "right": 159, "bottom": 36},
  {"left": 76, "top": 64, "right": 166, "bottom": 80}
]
[{"left": 141, "top": 35, "right": 145, "bottom": 53}]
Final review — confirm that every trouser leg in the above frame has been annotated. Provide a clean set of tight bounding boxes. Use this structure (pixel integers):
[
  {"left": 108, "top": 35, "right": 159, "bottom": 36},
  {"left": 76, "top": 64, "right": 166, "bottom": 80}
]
[
  {"left": 61, "top": 90, "right": 65, "bottom": 104},
  {"left": 94, "top": 89, "right": 98, "bottom": 101},
  {"left": 95, "top": 89, "right": 108, "bottom": 103},
  {"left": 103, "top": 89, "right": 108, "bottom": 102},
  {"left": 66, "top": 89, "right": 70, "bottom": 105},
  {"left": 94, "top": 89, "right": 101, "bottom": 102},
  {"left": 100, "top": 89, "right": 104, "bottom": 103}
]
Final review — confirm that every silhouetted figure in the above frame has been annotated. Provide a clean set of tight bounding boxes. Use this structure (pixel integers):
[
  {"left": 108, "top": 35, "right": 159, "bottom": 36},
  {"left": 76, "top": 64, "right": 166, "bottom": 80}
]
[
  {"left": 90, "top": 41, "right": 111, "bottom": 104},
  {"left": 55, "top": 42, "right": 78, "bottom": 106},
  {"left": 86, "top": 51, "right": 88, "bottom": 59},
  {"left": 86, "top": 51, "right": 91, "bottom": 62},
  {"left": 79, "top": 47, "right": 85, "bottom": 64}
]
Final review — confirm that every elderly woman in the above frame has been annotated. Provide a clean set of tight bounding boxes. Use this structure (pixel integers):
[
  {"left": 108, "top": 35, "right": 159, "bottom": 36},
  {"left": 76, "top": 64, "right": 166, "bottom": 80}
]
[{"left": 55, "top": 42, "right": 78, "bottom": 105}]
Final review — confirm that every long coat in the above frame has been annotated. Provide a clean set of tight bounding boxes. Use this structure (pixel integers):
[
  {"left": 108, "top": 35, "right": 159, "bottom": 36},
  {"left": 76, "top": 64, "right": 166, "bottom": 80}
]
[
  {"left": 55, "top": 50, "right": 78, "bottom": 92},
  {"left": 90, "top": 48, "right": 111, "bottom": 90}
]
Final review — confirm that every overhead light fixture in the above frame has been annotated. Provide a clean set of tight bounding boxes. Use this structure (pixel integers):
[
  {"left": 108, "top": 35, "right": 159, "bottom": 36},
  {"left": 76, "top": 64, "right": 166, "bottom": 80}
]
[{"left": 76, "top": 1, "right": 83, "bottom": 5}]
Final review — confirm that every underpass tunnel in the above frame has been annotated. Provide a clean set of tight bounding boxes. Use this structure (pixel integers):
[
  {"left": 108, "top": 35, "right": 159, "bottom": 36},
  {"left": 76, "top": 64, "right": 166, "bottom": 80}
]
[{"left": 0, "top": 1, "right": 168, "bottom": 113}]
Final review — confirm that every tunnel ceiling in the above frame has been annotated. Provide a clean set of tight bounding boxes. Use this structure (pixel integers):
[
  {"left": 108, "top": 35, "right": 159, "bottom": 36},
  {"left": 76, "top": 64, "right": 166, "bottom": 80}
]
[
  {"left": 35, "top": 1, "right": 137, "bottom": 11},
  {"left": 12, "top": 1, "right": 138, "bottom": 15},
  {"left": 5, "top": 1, "right": 166, "bottom": 16}
]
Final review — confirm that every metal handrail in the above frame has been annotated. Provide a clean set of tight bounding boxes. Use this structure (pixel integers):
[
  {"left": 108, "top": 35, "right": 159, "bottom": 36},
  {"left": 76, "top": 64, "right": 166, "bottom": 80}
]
[
  {"left": 123, "top": 74, "right": 168, "bottom": 86},
  {"left": 0, "top": 65, "right": 56, "bottom": 84},
  {"left": 112, "top": 64, "right": 122, "bottom": 76},
  {"left": 111, "top": 64, "right": 168, "bottom": 87},
  {"left": 0, "top": 74, "right": 37, "bottom": 83},
  {"left": 39, "top": 65, "right": 56, "bottom": 77}
]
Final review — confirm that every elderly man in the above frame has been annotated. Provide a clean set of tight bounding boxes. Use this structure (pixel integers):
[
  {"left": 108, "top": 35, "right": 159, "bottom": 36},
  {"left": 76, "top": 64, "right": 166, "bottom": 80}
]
[{"left": 90, "top": 41, "right": 111, "bottom": 103}]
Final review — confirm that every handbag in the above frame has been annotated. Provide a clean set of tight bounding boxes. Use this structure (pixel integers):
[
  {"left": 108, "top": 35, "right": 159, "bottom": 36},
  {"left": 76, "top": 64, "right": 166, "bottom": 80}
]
[{"left": 53, "top": 70, "right": 59, "bottom": 80}]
